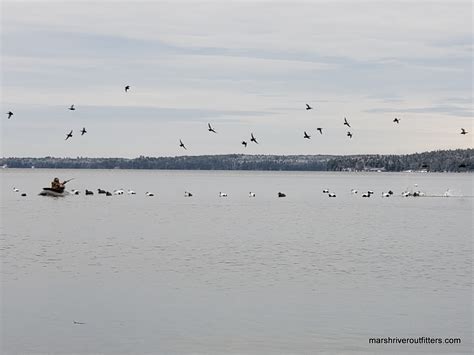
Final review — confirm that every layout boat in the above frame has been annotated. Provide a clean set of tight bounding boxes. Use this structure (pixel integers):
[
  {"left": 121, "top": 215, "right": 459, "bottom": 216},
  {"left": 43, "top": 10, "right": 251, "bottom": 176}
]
[{"left": 39, "top": 188, "right": 70, "bottom": 197}]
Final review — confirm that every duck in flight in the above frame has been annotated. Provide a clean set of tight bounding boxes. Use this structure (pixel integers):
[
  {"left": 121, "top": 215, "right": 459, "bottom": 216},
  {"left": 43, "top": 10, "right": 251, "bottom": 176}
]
[
  {"left": 347, "top": 131, "right": 353, "bottom": 139},
  {"left": 303, "top": 131, "right": 311, "bottom": 139},
  {"left": 69, "top": 105, "right": 75, "bottom": 111},
  {"left": 393, "top": 117, "right": 400, "bottom": 124},
  {"left": 65, "top": 130, "right": 73, "bottom": 140},
  {"left": 125, "top": 85, "right": 130, "bottom": 92},
  {"left": 179, "top": 139, "right": 187, "bottom": 150},
  {"left": 461, "top": 128, "right": 468, "bottom": 135},
  {"left": 317, "top": 127, "right": 323, "bottom": 135},
  {"left": 208, "top": 123, "right": 217, "bottom": 133},
  {"left": 306, "top": 104, "right": 313, "bottom": 110},
  {"left": 7, "top": 111, "right": 13, "bottom": 119},
  {"left": 81, "top": 127, "right": 87, "bottom": 135},
  {"left": 344, "top": 117, "right": 351, "bottom": 128},
  {"left": 241, "top": 141, "right": 247, "bottom": 147},
  {"left": 250, "top": 133, "right": 258, "bottom": 144}
]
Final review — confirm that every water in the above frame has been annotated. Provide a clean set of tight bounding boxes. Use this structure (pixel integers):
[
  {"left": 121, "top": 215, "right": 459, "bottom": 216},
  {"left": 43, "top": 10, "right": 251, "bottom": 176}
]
[{"left": 1, "top": 169, "right": 472, "bottom": 354}]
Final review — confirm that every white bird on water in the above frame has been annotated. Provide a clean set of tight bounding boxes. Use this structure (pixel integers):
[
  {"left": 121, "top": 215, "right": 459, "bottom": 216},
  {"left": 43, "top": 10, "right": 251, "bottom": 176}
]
[
  {"left": 13, "top": 187, "right": 19, "bottom": 192},
  {"left": 127, "top": 189, "right": 136, "bottom": 195},
  {"left": 249, "top": 192, "right": 256, "bottom": 197},
  {"left": 145, "top": 192, "right": 154, "bottom": 197},
  {"left": 219, "top": 192, "right": 228, "bottom": 197}
]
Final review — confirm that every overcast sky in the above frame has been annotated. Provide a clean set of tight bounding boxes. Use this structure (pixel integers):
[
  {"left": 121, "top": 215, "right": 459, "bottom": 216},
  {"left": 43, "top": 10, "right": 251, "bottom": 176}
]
[{"left": 1, "top": 0, "right": 472, "bottom": 157}]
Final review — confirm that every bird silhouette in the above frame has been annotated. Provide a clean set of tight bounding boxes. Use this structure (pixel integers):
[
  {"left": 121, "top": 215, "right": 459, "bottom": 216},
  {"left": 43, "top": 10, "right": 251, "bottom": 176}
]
[
  {"left": 306, "top": 104, "right": 312, "bottom": 110},
  {"left": 125, "top": 85, "right": 130, "bottom": 92},
  {"left": 317, "top": 127, "right": 323, "bottom": 134},
  {"left": 344, "top": 117, "right": 351, "bottom": 127},
  {"left": 65, "top": 130, "right": 73, "bottom": 140},
  {"left": 303, "top": 131, "right": 311, "bottom": 139},
  {"left": 347, "top": 131, "right": 353, "bottom": 139},
  {"left": 242, "top": 141, "right": 248, "bottom": 147},
  {"left": 179, "top": 139, "right": 187, "bottom": 150},
  {"left": 461, "top": 128, "right": 468, "bottom": 135},
  {"left": 393, "top": 117, "right": 400, "bottom": 124},
  {"left": 81, "top": 127, "right": 87, "bottom": 135},
  {"left": 208, "top": 123, "right": 217, "bottom": 133},
  {"left": 250, "top": 133, "right": 258, "bottom": 144},
  {"left": 73, "top": 321, "right": 85, "bottom": 325},
  {"left": 6, "top": 111, "right": 13, "bottom": 119},
  {"left": 69, "top": 105, "right": 75, "bottom": 111}
]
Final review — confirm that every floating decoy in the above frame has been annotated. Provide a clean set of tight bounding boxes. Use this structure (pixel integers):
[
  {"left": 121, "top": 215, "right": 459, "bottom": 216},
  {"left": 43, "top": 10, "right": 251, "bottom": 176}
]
[
  {"left": 344, "top": 117, "right": 351, "bottom": 127},
  {"left": 362, "top": 192, "right": 371, "bottom": 197},
  {"left": 382, "top": 192, "right": 390, "bottom": 197},
  {"left": 73, "top": 321, "right": 85, "bottom": 325},
  {"left": 388, "top": 190, "right": 393, "bottom": 195},
  {"left": 65, "top": 130, "right": 73, "bottom": 140},
  {"left": 21, "top": 193, "right": 27, "bottom": 197},
  {"left": 328, "top": 193, "right": 336, "bottom": 197},
  {"left": 113, "top": 189, "right": 124, "bottom": 195},
  {"left": 351, "top": 189, "right": 358, "bottom": 194},
  {"left": 304, "top": 131, "right": 311, "bottom": 139},
  {"left": 278, "top": 192, "right": 286, "bottom": 198},
  {"left": 69, "top": 104, "right": 75, "bottom": 111},
  {"left": 179, "top": 139, "right": 187, "bottom": 150},
  {"left": 208, "top": 123, "right": 217, "bottom": 133},
  {"left": 13, "top": 187, "right": 19, "bottom": 192},
  {"left": 368, "top": 190, "right": 374, "bottom": 195},
  {"left": 145, "top": 192, "right": 154, "bottom": 197},
  {"left": 7, "top": 111, "right": 13, "bottom": 119},
  {"left": 125, "top": 85, "right": 130, "bottom": 92},
  {"left": 249, "top": 192, "right": 256, "bottom": 197},
  {"left": 219, "top": 192, "right": 228, "bottom": 197},
  {"left": 460, "top": 128, "right": 468, "bottom": 135},
  {"left": 347, "top": 131, "right": 353, "bottom": 139},
  {"left": 127, "top": 189, "right": 136, "bottom": 195},
  {"left": 317, "top": 128, "right": 323, "bottom": 135},
  {"left": 71, "top": 189, "right": 80, "bottom": 195},
  {"left": 184, "top": 191, "right": 193, "bottom": 197},
  {"left": 105, "top": 191, "right": 112, "bottom": 196},
  {"left": 250, "top": 133, "right": 258, "bottom": 144},
  {"left": 393, "top": 117, "right": 400, "bottom": 124},
  {"left": 241, "top": 141, "right": 247, "bottom": 147},
  {"left": 98, "top": 188, "right": 106, "bottom": 194},
  {"left": 322, "top": 189, "right": 329, "bottom": 193},
  {"left": 306, "top": 104, "right": 312, "bottom": 110},
  {"left": 81, "top": 127, "right": 87, "bottom": 135},
  {"left": 85, "top": 189, "right": 94, "bottom": 195}
]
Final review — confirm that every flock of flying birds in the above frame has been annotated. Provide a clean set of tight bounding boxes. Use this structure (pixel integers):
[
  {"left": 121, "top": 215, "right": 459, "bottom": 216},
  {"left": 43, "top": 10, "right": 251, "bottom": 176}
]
[{"left": 5, "top": 85, "right": 470, "bottom": 147}]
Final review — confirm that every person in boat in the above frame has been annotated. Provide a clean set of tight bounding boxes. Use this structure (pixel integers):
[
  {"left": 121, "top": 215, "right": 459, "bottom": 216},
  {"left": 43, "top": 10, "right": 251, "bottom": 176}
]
[{"left": 51, "top": 177, "right": 65, "bottom": 192}]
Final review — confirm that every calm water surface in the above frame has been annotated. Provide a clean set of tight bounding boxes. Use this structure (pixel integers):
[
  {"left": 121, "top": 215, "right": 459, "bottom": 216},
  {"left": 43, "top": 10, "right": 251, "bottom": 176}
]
[{"left": 1, "top": 169, "right": 472, "bottom": 354}]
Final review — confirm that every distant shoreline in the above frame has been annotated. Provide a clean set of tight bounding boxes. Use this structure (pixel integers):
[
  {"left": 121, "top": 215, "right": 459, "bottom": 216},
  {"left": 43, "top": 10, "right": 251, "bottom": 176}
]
[{"left": 1, "top": 149, "right": 472, "bottom": 172}]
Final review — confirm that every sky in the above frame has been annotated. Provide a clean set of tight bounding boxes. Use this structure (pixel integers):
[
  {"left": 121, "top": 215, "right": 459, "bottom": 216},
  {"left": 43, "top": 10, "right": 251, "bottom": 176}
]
[{"left": 1, "top": 0, "right": 472, "bottom": 158}]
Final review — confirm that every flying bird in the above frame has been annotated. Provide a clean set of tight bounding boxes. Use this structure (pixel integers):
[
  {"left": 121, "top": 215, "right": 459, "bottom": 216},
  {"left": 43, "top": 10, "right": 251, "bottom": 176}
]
[
  {"left": 208, "top": 123, "right": 217, "bottom": 133},
  {"left": 344, "top": 117, "right": 351, "bottom": 127},
  {"left": 81, "top": 127, "right": 87, "bottom": 135},
  {"left": 306, "top": 104, "right": 313, "bottom": 110},
  {"left": 347, "top": 131, "right": 353, "bottom": 139},
  {"left": 69, "top": 105, "right": 75, "bottom": 111},
  {"left": 303, "top": 131, "right": 311, "bottom": 139},
  {"left": 179, "top": 139, "right": 187, "bottom": 150},
  {"left": 250, "top": 133, "right": 258, "bottom": 144},
  {"left": 241, "top": 141, "right": 247, "bottom": 147},
  {"left": 65, "top": 130, "right": 73, "bottom": 140},
  {"left": 393, "top": 117, "right": 400, "bottom": 124},
  {"left": 460, "top": 128, "right": 468, "bottom": 135},
  {"left": 7, "top": 111, "right": 13, "bottom": 119},
  {"left": 125, "top": 85, "right": 130, "bottom": 92},
  {"left": 317, "top": 127, "right": 323, "bottom": 135}
]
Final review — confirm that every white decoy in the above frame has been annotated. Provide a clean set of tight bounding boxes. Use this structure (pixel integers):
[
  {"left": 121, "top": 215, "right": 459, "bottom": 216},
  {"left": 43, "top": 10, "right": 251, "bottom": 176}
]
[
  {"left": 351, "top": 189, "right": 358, "bottom": 194},
  {"left": 249, "top": 192, "right": 256, "bottom": 197},
  {"left": 368, "top": 190, "right": 374, "bottom": 195},
  {"left": 362, "top": 192, "right": 371, "bottom": 197},
  {"left": 184, "top": 191, "right": 193, "bottom": 197},
  {"left": 71, "top": 189, "right": 80, "bottom": 195},
  {"left": 114, "top": 189, "right": 124, "bottom": 195},
  {"left": 402, "top": 191, "right": 410, "bottom": 197},
  {"left": 443, "top": 189, "right": 451, "bottom": 197},
  {"left": 322, "top": 189, "right": 329, "bottom": 193},
  {"left": 382, "top": 192, "right": 390, "bottom": 197},
  {"left": 219, "top": 192, "right": 228, "bottom": 197},
  {"left": 145, "top": 192, "right": 154, "bottom": 197},
  {"left": 13, "top": 187, "right": 19, "bottom": 192},
  {"left": 328, "top": 193, "right": 336, "bottom": 197},
  {"left": 127, "top": 189, "right": 136, "bottom": 195}
]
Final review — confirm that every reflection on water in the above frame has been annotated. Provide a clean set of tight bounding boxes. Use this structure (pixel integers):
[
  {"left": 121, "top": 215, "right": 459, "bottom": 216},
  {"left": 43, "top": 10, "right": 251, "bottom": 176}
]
[{"left": 1, "top": 169, "right": 472, "bottom": 354}]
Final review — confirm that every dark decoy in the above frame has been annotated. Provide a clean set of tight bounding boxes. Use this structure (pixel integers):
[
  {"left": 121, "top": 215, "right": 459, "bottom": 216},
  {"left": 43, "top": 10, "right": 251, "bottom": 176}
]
[
  {"left": 7, "top": 111, "right": 13, "bottom": 119},
  {"left": 306, "top": 104, "right": 313, "bottom": 110},
  {"left": 388, "top": 190, "right": 394, "bottom": 195},
  {"left": 185, "top": 191, "right": 193, "bottom": 197},
  {"left": 461, "top": 128, "right": 468, "bottom": 135},
  {"left": 85, "top": 189, "right": 94, "bottom": 195},
  {"left": 317, "top": 127, "right": 323, "bottom": 135},
  {"left": 459, "top": 163, "right": 467, "bottom": 168},
  {"left": 250, "top": 133, "right": 258, "bottom": 144},
  {"left": 278, "top": 192, "right": 286, "bottom": 198},
  {"left": 69, "top": 105, "right": 75, "bottom": 111},
  {"left": 145, "top": 192, "right": 155, "bottom": 197},
  {"left": 393, "top": 117, "right": 400, "bottom": 124},
  {"left": 65, "top": 130, "right": 73, "bottom": 140},
  {"left": 241, "top": 141, "right": 247, "bottom": 147},
  {"left": 81, "top": 127, "right": 87, "bottom": 135},
  {"left": 179, "top": 139, "right": 187, "bottom": 150},
  {"left": 208, "top": 123, "right": 217, "bottom": 133},
  {"left": 125, "top": 85, "right": 130, "bottom": 92},
  {"left": 73, "top": 321, "right": 85, "bottom": 325},
  {"left": 21, "top": 193, "right": 27, "bottom": 197},
  {"left": 344, "top": 117, "right": 351, "bottom": 127},
  {"left": 106, "top": 191, "right": 112, "bottom": 196},
  {"left": 303, "top": 131, "right": 311, "bottom": 139},
  {"left": 98, "top": 188, "right": 106, "bottom": 194},
  {"left": 347, "top": 131, "right": 353, "bottom": 139}
]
